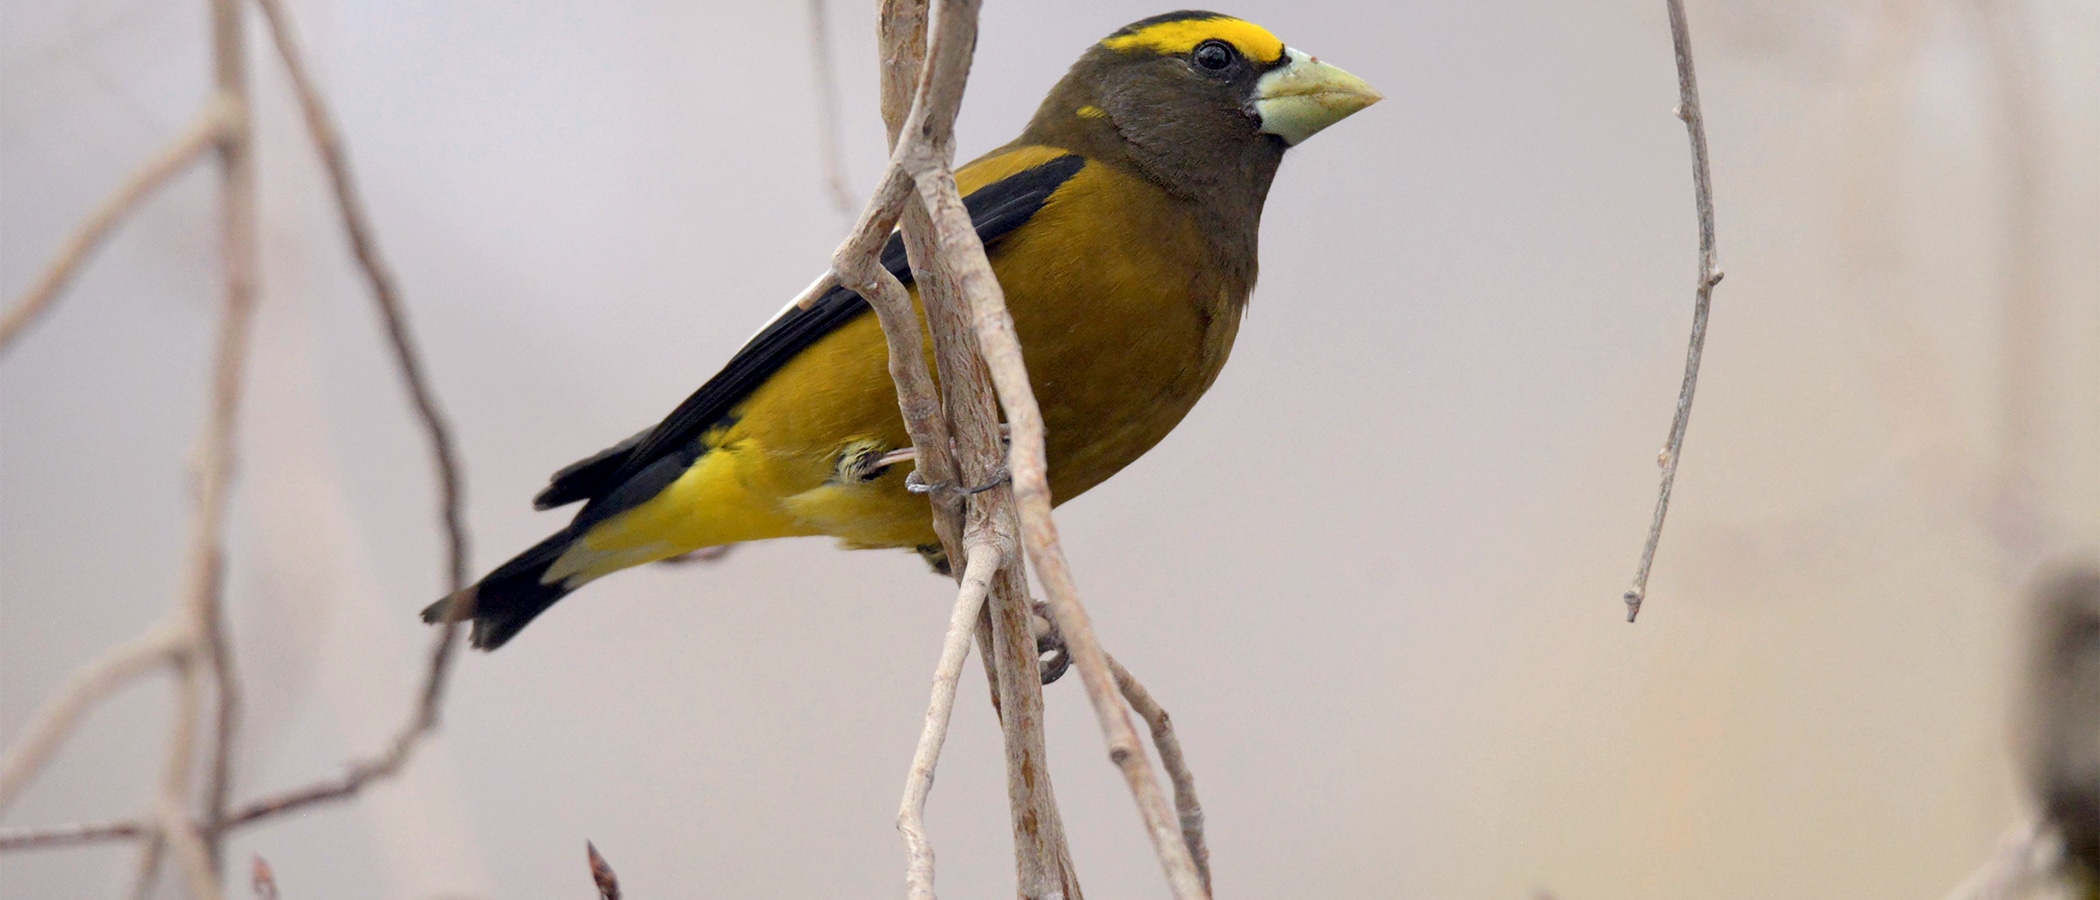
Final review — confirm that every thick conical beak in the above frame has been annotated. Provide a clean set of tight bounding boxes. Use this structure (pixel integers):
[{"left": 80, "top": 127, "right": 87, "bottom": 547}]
[{"left": 1254, "top": 47, "right": 1381, "bottom": 145}]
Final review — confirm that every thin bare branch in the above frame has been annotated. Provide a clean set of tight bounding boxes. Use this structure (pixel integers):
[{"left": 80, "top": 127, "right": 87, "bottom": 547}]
[
  {"left": 0, "top": 106, "right": 226, "bottom": 354},
  {"left": 0, "top": 818, "right": 150, "bottom": 851},
  {"left": 898, "top": 543, "right": 1000, "bottom": 900},
  {"left": 1623, "top": 0, "right": 1724, "bottom": 623},
  {"left": 0, "top": 626, "right": 183, "bottom": 812},
  {"left": 889, "top": 3, "right": 1078, "bottom": 891},
  {"left": 253, "top": 0, "right": 470, "bottom": 595},
  {"left": 155, "top": 651, "right": 218, "bottom": 900},
  {"left": 943, "top": 180, "right": 1204, "bottom": 896},
  {"left": 220, "top": 622, "right": 458, "bottom": 827},
  {"left": 175, "top": 0, "right": 479, "bottom": 834},
  {"left": 1108, "top": 656, "right": 1210, "bottom": 895}
]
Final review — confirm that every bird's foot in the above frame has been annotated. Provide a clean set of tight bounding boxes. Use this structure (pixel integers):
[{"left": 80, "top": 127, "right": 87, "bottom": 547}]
[{"left": 1033, "top": 600, "right": 1070, "bottom": 685}]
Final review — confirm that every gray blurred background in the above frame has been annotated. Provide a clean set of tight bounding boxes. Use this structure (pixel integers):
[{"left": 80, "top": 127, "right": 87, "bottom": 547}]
[{"left": 3, "top": 0, "right": 2096, "bottom": 897}]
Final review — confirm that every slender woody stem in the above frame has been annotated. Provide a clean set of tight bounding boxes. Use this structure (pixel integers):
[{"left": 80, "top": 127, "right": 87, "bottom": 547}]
[
  {"left": 0, "top": 107, "right": 227, "bottom": 354},
  {"left": 899, "top": 542, "right": 1002, "bottom": 900},
  {"left": 1624, "top": 0, "right": 1724, "bottom": 623}
]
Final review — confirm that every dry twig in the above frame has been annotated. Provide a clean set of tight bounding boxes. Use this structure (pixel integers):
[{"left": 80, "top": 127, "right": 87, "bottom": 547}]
[
  {"left": 899, "top": 542, "right": 1000, "bottom": 899},
  {"left": 1108, "top": 656, "right": 1210, "bottom": 895},
  {"left": 0, "top": 627, "right": 183, "bottom": 812},
  {"left": 0, "top": 0, "right": 468, "bottom": 889},
  {"left": 1623, "top": 0, "right": 1724, "bottom": 623},
  {"left": 814, "top": 0, "right": 1206, "bottom": 895},
  {"left": 852, "top": 0, "right": 1079, "bottom": 893},
  {"left": 0, "top": 818, "right": 151, "bottom": 851},
  {"left": 0, "top": 106, "right": 227, "bottom": 354}
]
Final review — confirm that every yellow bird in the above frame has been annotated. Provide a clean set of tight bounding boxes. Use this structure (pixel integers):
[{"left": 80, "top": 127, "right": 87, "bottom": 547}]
[{"left": 425, "top": 11, "right": 1380, "bottom": 649}]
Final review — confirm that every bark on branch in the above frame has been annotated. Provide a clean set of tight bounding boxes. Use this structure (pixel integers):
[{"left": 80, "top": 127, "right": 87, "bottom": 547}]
[{"left": 1623, "top": 0, "right": 1724, "bottom": 623}]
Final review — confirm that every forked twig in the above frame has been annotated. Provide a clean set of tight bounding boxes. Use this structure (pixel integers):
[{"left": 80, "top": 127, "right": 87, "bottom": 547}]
[
  {"left": 1623, "top": 0, "right": 1724, "bottom": 623},
  {"left": 1108, "top": 655, "right": 1210, "bottom": 895},
  {"left": 0, "top": 0, "right": 470, "bottom": 884},
  {"left": 822, "top": 0, "right": 1204, "bottom": 893},
  {"left": 206, "top": 0, "right": 471, "bottom": 829}
]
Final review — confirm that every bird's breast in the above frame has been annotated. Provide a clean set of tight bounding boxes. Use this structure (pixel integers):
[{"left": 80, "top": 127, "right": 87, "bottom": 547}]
[{"left": 990, "top": 158, "right": 1251, "bottom": 502}]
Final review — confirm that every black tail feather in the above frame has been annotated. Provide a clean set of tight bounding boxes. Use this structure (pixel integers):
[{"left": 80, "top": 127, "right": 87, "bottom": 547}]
[{"left": 423, "top": 528, "right": 582, "bottom": 650}]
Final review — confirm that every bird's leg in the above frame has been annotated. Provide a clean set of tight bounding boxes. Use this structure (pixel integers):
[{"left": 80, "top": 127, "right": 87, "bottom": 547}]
[
  {"left": 915, "top": 544, "right": 952, "bottom": 576},
  {"left": 1031, "top": 599, "right": 1070, "bottom": 685},
  {"left": 833, "top": 438, "right": 895, "bottom": 483}
]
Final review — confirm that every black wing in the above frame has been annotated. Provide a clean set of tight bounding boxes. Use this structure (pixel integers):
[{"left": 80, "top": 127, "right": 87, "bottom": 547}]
[{"left": 533, "top": 152, "right": 1088, "bottom": 515}]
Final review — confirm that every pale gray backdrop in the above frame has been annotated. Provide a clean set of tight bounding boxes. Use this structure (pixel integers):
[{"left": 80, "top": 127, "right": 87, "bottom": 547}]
[{"left": 4, "top": 0, "right": 2097, "bottom": 897}]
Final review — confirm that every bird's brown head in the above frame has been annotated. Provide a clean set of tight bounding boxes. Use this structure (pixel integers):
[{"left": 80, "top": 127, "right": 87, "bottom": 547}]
[{"left": 1022, "top": 11, "right": 1381, "bottom": 200}]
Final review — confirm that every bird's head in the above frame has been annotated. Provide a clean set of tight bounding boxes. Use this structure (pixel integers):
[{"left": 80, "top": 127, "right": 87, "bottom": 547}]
[{"left": 1024, "top": 11, "right": 1380, "bottom": 197}]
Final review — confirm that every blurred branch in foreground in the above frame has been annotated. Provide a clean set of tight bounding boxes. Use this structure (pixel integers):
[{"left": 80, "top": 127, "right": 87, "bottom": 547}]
[
  {"left": 1623, "top": 0, "right": 1726, "bottom": 623},
  {"left": 0, "top": 0, "right": 469, "bottom": 894}
]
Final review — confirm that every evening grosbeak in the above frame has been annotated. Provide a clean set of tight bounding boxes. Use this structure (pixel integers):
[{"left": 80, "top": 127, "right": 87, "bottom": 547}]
[{"left": 425, "top": 11, "right": 1381, "bottom": 649}]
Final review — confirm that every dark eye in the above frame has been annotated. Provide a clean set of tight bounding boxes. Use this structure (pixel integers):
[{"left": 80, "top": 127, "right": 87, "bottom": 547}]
[{"left": 1192, "top": 40, "right": 1235, "bottom": 72}]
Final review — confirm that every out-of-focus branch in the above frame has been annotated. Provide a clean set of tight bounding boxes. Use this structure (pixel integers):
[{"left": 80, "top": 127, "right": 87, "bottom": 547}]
[
  {"left": 213, "top": 0, "right": 473, "bottom": 829},
  {"left": 1623, "top": 0, "right": 1724, "bottom": 623},
  {"left": 0, "top": 0, "right": 471, "bottom": 889},
  {"left": 0, "top": 106, "right": 226, "bottom": 354},
  {"left": 0, "top": 818, "right": 151, "bottom": 851},
  {"left": 0, "top": 627, "right": 183, "bottom": 811},
  {"left": 253, "top": 0, "right": 469, "bottom": 597},
  {"left": 1108, "top": 655, "right": 1210, "bottom": 895}
]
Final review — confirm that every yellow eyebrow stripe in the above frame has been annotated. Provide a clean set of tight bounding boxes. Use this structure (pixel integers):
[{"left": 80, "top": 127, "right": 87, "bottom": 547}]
[{"left": 1099, "top": 17, "right": 1284, "bottom": 65}]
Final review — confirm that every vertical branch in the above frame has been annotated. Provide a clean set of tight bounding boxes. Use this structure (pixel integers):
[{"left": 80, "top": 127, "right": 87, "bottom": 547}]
[
  {"left": 899, "top": 542, "right": 1000, "bottom": 900},
  {"left": 252, "top": 0, "right": 471, "bottom": 791},
  {"left": 891, "top": 2, "right": 1079, "bottom": 892},
  {"left": 938, "top": 176, "right": 1204, "bottom": 897},
  {"left": 1622, "top": 0, "right": 1724, "bottom": 623},
  {"left": 0, "top": 0, "right": 478, "bottom": 878}
]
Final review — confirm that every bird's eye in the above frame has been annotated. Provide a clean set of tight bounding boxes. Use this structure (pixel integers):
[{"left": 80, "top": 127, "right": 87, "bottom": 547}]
[{"left": 1192, "top": 40, "right": 1235, "bottom": 72}]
